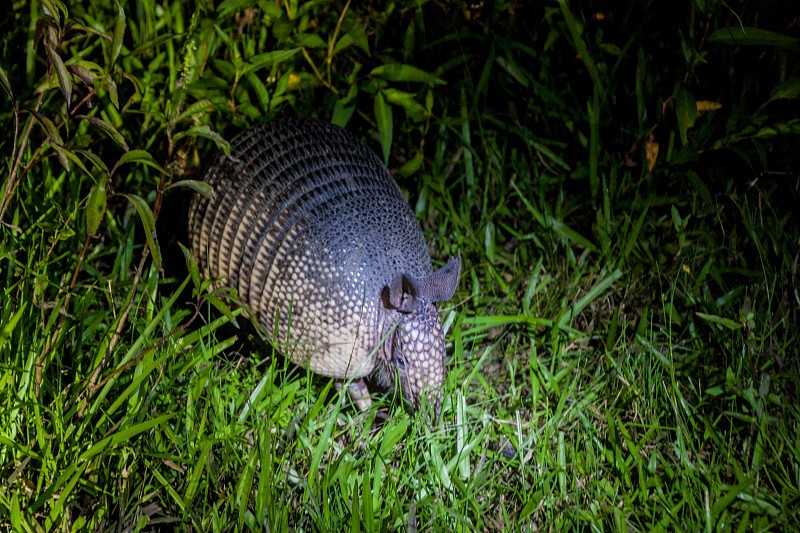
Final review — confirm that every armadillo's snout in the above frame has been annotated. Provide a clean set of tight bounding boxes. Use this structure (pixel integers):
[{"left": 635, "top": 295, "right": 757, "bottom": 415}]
[
  {"left": 397, "top": 302, "right": 448, "bottom": 423},
  {"left": 401, "top": 368, "right": 444, "bottom": 424}
]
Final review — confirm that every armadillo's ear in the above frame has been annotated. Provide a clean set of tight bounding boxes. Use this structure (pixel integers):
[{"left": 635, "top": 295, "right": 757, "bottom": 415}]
[
  {"left": 383, "top": 272, "right": 420, "bottom": 313},
  {"left": 421, "top": 256, "right": 461, "bottom": 303}
]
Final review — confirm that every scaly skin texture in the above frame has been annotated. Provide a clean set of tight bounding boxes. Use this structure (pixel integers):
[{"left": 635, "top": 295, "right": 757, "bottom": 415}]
[{"left": 189, "top": 118, "right": 460, "bottom": 421}]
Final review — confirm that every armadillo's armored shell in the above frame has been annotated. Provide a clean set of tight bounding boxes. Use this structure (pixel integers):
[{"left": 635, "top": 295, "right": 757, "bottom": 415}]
[{"left": 188, "top": 118, "right": 435, "bottom": 381}]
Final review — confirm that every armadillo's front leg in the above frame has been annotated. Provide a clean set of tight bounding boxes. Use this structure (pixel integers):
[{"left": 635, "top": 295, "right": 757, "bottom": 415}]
[{"left": 335, "top": 379, "right": 372, "bottom": 411}]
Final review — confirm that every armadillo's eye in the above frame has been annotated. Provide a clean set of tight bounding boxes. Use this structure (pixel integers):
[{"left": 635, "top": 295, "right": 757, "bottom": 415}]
[{"left": 394, "top": 348, "right": 406, "bottom": 370}]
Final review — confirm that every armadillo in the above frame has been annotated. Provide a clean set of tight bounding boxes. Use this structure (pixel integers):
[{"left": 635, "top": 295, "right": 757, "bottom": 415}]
[{"left": 188, "top": 117, "right": 460, "bottom": 420}]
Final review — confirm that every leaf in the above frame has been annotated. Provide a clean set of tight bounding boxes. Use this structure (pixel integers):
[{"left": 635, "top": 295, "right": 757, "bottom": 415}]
[
  {"left": 495, "top": 56, "right": 530, "bottom": 88},
  {"left": 80, "top": 414, "right": 174, "bottom": 461},
  {"left": 110, "top": 81, "right": 123, "bottom": 114},
  {"left": 373, "top": 92, "right": 393, "bottom": 164},
  {"left": 67, "top": 59, "right": 106, "bottom": 78},
  {"left": 30, "top": 110, "right": 69, "bottom": 170},
  {"left": 173, "top": 125, "right": 230, "bottom": 155},
  {"left": 272, "top": 70, "right": 293, "bottom": 98},
  {"left": 296, "top": 33, "right": 326, "bottom": 48},
  {"left": 349, "top": 24, "right": 370, "bottom": 54},
  {"left": 112, "top": 149, "right": 166, "bottom": 176},
  {"left": 40, "top": 0, "right": 67, "bottom": 24},
  {"left": 246, "top": 72, "right": 270, "bottom": 113},
  {"left": 754, "top": 119, "right": 800, "bottom": 138},
  {"left": 675, "top": 86, "right": 696, "bottom": 146},
  {"left": 645, "top": 133, "right": 659, "bottom": 173},
  {"left": 179, "top": 242, "right": 201, "bottom": 292},
  {"left": 69, "top": 64, "right": 95, "bottom": 86},
  {"left": 44, "top": 28, "right": 72, "bottom": 105},
  {"left": 240, "top": 48, "right": 301, "bottom": 77},
  {"left": 10, "top": 493, "right": 20, "bottom": 532},
  {"left": 331, "top": 101, "right": 356, "bottom": 127},
  {"left": 696, "top": 100, "right": 723, "bottom": 112},
  {"left": 130, "top": 33, "right": 179, "bottom": 56},
  {"left": 670, "top": 205, "right": 682, "bottom": 231},
  {"left": 184, "top": 439, "right": 214, "bottom": 507},
  {"left": 382, "top": 88, "right": 428, "bottom": 122},
  {"left": 177, "top": 99, "right": 213, "bottom": 122},
  {"left": 707, "top": 26, "right": 800, "bottom": 51},
  {"left": 710, "top": 478, "right": 757, "bottom": 518},
  {"left": 205, "top": 293, "right": 239, "bottom": 329},
  {"left": 165, "top": 179, "right": 214, "bottom": 198},
  {"left": 86, "top": 174, "right": 108, "bottom": 236},
  {"left": 123, "top": 73, "right": 145, "bottom": 104},
  {"left": 557, "top": 0, "right": 602, "bottom": 90},
  {"left": 67, "top": 22, "right": 116, "bottom": 42},
  {"left": 0, "top": 63, "right": 13, "bottom": 105},
  {"left": 696, "top": 312, "right": 742, "bottom": 330},
  {"left": 123, "top": 194, "right": 162, "bottom": 273},
  {"left": 397, "top": 151, "right": 424, "bottom": 178},
  {"left": 331, "top": 83, "right": 358, "bottom": 127},
  {"left": 769, "top": 79, "right": 800, "bottom": 101},
  {"left": 370, "top": 64, "right": 445, "bottom": 85},
  {"left": 111, "top": 0, "right": 126, "bottom": 66},
  {"left": 333, "top": 26, "right": 370, "bottom": 56},
  {"left": 55, "top": 146, "right": 98, "bottom": 176},
  {"left": 0, "top": 302, "right": 27, "bottom": 350},
  {"left": 76, "top": 114, "right": 129, "bottom": 151},
  {"left": 379, "top": 419, "right": 408, "bottom": 456},
  {"left": 30, "top": 109, "right": 64, "bottom": 147},
  {"left": 75, "top": 149, "right": 109, "bottom": 174},
  {"left": 485, "top": 220, "right": 495, "bottom": 263}
]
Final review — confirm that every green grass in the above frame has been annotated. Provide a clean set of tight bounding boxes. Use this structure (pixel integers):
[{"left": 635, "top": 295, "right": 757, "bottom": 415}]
[{"left": 1, "top": 0, "right": 799, "bottom": 530}]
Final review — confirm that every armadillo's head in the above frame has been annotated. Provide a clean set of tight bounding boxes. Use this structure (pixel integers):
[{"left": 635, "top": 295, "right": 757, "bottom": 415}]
[{"left": 379, "top": 256, "right": 461, "bottom": 422}]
